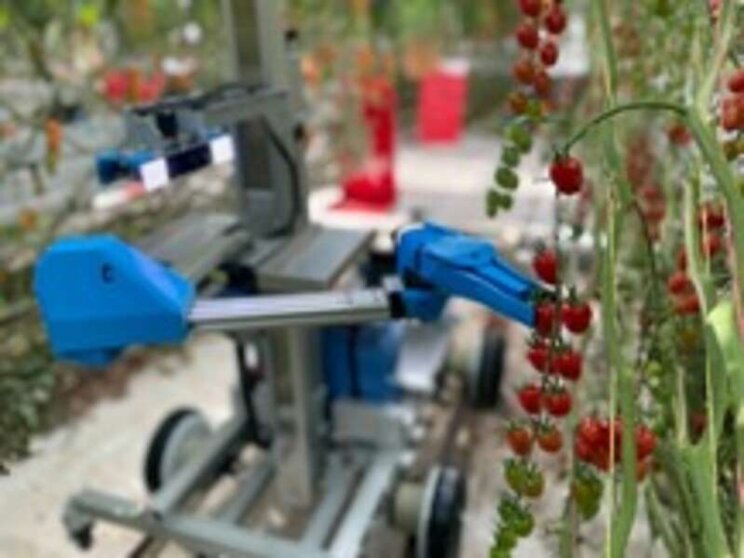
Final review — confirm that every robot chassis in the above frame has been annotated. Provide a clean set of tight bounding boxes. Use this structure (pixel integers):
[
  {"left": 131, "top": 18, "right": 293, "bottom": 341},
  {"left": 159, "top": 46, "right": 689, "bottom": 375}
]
[{"left": 33, "top": 2, "right": 542, "bottom": 557}]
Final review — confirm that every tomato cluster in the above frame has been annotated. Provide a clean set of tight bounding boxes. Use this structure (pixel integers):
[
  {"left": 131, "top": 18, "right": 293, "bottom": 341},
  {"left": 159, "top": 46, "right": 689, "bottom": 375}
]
[
  {"left": 667, "top": 202, "right": 727, "bottom": 316},
  {"left": 720, "top": 69, "right": 744, "bottom": 132},
  {"left": 574, "top": 416, "right": 657, "bottom": 480},
  {"left": 494, "top": 241, "right": 594, "bottom": 553},
  {"left": 487, "top": 0, "right": 570, "bottom": 217}
]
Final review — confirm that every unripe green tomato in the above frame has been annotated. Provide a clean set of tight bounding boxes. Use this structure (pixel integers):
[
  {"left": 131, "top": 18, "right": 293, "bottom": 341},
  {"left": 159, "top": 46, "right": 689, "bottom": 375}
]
[
  {"left": 490, "top": 547, "right": 511, "bottom": 558},
  {"left": 501, "top": 194, "right": 514, "bottom": 210},
  {"left": 511, "top": 511, "right": 534, "bottom": 538},
  {"left": 504, "top": 460, "right": 526, "bottom": 494},
  {"left": 502, "top": 145, "right": 522, "bottom": 168},
  {"left": 486, "top": 189, "right": 500, "bottom": 217},
  {"left": 526, "top": 100, "right": 544, "bottom": 122},
  {"left": 496, "top": 166, "right": 519, "bottom": 190},
  {"left": 486, "top": 190, "right": 514, "bottom": 216},
  {"left": 495, "top": 528, "right": 518, "bottom": 551},
  {"left": 522, "top": 469, "right": 545, "bottom": 498},
  {"left": 507, "top": 123, "right": 533, "bottom": 153}
]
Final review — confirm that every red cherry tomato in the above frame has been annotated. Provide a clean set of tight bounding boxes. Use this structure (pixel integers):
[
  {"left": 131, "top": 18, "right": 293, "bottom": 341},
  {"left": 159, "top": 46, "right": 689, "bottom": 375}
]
[
  {"left": 550, "top": 156, "right": 584, "bottom": 195},
  {"left": 533, "top": 69, "right": 552, "bottom": 97},
  {"left": 537, "top": 425, "right": 563, "bottom": 453},
  {"left": 561, "top": 301, "right": 592, "bottom": 334},
  {"left": 544, "top": 6, "right": 567, "bottom": 34},
  {"left": 721, "top": 97, "right": 742, "bottom": 132},
  {"left": 675, "top": 294, "right": 700, "bottom": 316},
  {"left": 532, "top": 248, "right": 558, "bottom": 284},
  {"left": 512, "top": 58, "right": 535, "bottom": 85},
  {"left": 516, "top": 22, "right": 540, "bottom": 50},
  {"left": 700, "top": 204, "right": 726, "bottom": 229},
  {"left": 577, "top": 416, "right": 602, "bottom": 446},
  {"left": 518, "top": 0, "right": 542, "bottom": 17},
  {"left": 535, "top": 302, "right": 559, "bottom": 336},
  {"left": 635, "top": 425, "right": 657, "bottom": 460},
  {"left": 592, "top": 447, "right": 612, "bottom": 471},
  {"left": 574, "top": 437, "right": 593, "bottom": 462},
  {"left": 507, "top": 425, "right": 534, "bottom": 456},
  {"left": 667, "top": 270, "right": 693, "bottom": 296},
  {"left": 667, "top": 123, "right": 691, "bottom": 146},
  {"left": 728, "top": 69, "right": 744, "bottom": 93},
  {"left": 544, "top": 388, "right": 572, "bottom": 418},
  {"left": 517, "top": 383, "right": 543, "bottom": 415},
  {"left": 556, "top": 348, "right": 582, "bottom": 381},
  {"left": 539, "top": 41, "right": 559, "bottom": 67},
  {"left": 527, "top": 342, "right": 549, "bottom": 372}
]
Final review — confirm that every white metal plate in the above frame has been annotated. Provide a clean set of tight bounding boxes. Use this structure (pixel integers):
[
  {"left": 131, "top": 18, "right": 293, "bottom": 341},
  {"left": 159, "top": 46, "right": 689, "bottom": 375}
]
[{"left": 140, "top": 158, "right": 169, "bottom": 191}]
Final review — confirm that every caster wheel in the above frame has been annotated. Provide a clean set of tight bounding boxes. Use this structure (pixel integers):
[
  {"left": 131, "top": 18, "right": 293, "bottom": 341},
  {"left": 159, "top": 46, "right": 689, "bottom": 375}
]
[
  {"left": 468, "top": 329, "right": 506, "bottom": 409},
  {"left": 144, "top": 408, "right": 211, "bottom": 492},
  {"left": 416, "top": 466, "right": 466, "bottom": 558}
]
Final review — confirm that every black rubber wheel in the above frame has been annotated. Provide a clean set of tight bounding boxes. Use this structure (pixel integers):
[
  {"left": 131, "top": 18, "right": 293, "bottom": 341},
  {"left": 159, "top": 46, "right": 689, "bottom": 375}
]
[
  {"left": 470, "top": 329, "right": 506, "bottom": 409},
  {"left": 421, "top": 467, "right": 466, "bottom": 558},
  {"left": 144, "top": 407, "right": 208, "bottom": 493}
]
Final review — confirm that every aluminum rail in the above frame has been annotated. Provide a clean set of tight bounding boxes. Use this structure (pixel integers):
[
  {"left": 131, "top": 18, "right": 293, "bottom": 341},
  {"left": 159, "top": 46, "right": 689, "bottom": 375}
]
[{"left": 189, "top": 289, "right": 394, "bottom": 332}]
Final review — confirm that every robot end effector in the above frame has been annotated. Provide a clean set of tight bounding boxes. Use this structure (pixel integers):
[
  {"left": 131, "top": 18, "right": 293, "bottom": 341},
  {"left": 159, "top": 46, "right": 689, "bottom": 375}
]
[{"left": 33, "top": 223, "right": 544, "bottom": 367}]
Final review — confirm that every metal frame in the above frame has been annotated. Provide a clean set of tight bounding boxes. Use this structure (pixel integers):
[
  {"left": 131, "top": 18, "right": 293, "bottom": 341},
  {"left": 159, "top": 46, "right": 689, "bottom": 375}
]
[
  {"left": 60, "top": 2, "right": 448, "bottom": 556},
  {"left": 64, "top": 427, "right": 404, "bottom": 558}
]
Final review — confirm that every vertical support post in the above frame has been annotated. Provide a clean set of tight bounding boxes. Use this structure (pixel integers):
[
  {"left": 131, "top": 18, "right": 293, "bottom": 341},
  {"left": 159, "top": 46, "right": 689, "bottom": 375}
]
[
  {"left": 221, "top": 0, "right": 307, "bottom": 237},
  {"left": 221, "top": 0, "right": 321, "bottom": 508},
  {"left": 269, "top": 328, "right": 324, "bottom": 507}
]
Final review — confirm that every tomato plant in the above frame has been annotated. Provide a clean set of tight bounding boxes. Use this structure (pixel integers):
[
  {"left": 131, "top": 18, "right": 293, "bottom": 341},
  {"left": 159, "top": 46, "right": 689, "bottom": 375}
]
[{"left": 489, "top": 1, "right": 744, "bottom": 556}]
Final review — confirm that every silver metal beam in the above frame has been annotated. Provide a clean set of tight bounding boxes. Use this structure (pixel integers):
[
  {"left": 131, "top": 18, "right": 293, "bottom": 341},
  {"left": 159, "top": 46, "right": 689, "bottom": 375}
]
[
  {"left": 217, "top": 458, "right": 275, "bottom": 524},
  {"left": 300, "top": 462, "right": 357, "bottom": 548},
  {"left": 66, "top": 490, "right": 330, "bottom": 558},
  {"left": 328, "top": 452, "right": 401, "bottom": 558},
  {"left": 189, "top": 289, "right": 392, "bottom": 333}
]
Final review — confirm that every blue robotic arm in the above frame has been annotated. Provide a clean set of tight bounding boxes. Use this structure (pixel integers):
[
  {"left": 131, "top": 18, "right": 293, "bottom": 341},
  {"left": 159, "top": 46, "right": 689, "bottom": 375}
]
[
  {"left": 34, "top": 223, "right": 542, "bottom": 366},
  {"left": 396, "top": 223, "right": 540, "bottom": 326}
]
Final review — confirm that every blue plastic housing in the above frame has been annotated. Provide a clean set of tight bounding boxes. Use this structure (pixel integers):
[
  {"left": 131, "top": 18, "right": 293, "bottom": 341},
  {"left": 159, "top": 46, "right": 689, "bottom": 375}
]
[
  {"left": 33, "top": 236, "right": 194, "bottom": 366},
  {"left": 322, "top": 324, "right": 403, "bottom": 403}
]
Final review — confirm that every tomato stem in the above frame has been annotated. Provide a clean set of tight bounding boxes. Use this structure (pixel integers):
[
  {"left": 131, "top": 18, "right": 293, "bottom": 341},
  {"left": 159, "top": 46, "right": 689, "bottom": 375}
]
[{"left": 562, "top": 100, "right": 687, "bottom": 154}]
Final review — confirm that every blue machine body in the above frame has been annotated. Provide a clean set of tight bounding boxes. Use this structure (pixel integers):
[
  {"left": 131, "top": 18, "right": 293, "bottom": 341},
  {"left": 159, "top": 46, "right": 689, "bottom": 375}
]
[
  {"left": 396, "top": 222, "right": 539, "bottom": 327},
  {"left": 322, "top": 324, "right": 404, "bottom": 403},
  {"left": 32, "top": 223, "right": 540, "bottom": 367},
  {"left": 33, "top": 236, "right": 194, "bottom": 366}
]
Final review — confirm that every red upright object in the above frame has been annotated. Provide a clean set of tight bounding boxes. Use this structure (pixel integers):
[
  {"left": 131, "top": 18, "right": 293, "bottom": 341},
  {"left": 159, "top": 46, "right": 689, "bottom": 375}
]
[
  {"left": 339, "top": 76, "right": 397, "bottom": 210},
  {"left": 416, "top": 60, "right": 470, "bottom": 144}
]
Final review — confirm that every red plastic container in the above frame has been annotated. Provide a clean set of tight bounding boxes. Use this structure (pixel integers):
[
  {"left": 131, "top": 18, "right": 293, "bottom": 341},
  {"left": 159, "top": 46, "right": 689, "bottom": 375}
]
[{"left": 416, "top": 60, "right": 470, "bottom": 144}]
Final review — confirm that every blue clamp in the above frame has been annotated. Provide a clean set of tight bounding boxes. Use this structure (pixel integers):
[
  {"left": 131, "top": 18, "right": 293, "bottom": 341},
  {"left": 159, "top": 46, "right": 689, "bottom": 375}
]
[
  {"left": 34, "top": 236, "right": 194, "bottom": 366},
  {"left": 396, "top": 222, "right": 540, "bottom": 326},
  {"left": 96, "top": 149, "right": 156, "bottom": 185}
]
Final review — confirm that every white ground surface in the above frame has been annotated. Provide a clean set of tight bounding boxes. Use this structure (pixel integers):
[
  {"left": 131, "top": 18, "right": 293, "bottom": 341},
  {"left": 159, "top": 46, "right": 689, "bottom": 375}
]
[{"left": 0, "top": 336, "right": 234, "bottom": 557}]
